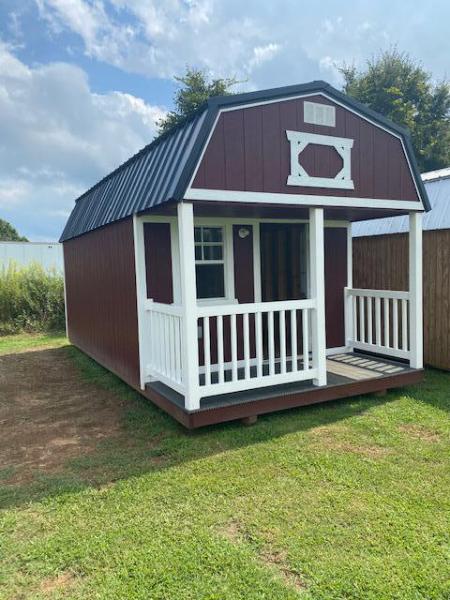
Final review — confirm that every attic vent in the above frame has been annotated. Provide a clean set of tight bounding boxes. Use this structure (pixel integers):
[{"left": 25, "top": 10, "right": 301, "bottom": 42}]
[{"left": 304, "top": 101, "right": 336, "bottom": 127}]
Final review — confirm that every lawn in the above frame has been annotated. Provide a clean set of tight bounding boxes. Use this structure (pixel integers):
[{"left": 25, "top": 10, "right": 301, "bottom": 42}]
[{"left": 0, "top": 333, "right": 449, "bottom": 599}]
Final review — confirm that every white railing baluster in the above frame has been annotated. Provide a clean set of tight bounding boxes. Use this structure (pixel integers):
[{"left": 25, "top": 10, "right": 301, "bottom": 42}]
[
  {"left": 302, "top": 309, "right": 309, "bottom": 371},
  {"left": 168, "top": 315, "right": 174, "bottom": 380},
  {"left": 231, "top": 313, "right": 238, "bottom": 381},
  {"left": 402, "top": 299, "right": 408, "bottom": 351},
  {"left": 359, "top": 296, "right": 365, "bottom": 343},
  {"left": 279, "top": 310, "right": 286, "bottom": 374},
  {"left": 157, "top": 313, "right": 163, "bottom": 374},
  {"left": 149, "top": 310, "right": 155, "bottom": 370},
  {"left": 217, "top": 315, "right": 224, "bottom": 384},
  {"left": 268, "top": 310, "right": 275, "bottom": 376},
  {"left": 393, "top": 298, "right": 399, "bottom": 350},
  {"left": 256, "top": 311, "right": 263, "bottom": 377},
  {"left": 384, "top": 297, "right": 390, "bottom": 348},
  {"left": 243, "top": 312, "right": 250, "bottom": 380},
  {"left": 290, "top": 308, "right": 298, "bottom": 372},
  {"left": 375, "top": 297, "right": 381, "bottom": 347},
  {"left": 176, "top": 316, "right": 182, "bottom": 383},
  {"left": 352, "top": 295, "right": 357, "bottom": 342},
  {"left": 367, "top": 296, "right": 373, "bottom": 345},
  {"left": 203, "top": 316, "right": 211, "bottom": 386}
]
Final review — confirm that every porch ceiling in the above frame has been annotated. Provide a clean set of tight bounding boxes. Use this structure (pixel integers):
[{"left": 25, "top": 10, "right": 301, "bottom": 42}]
[{"left": 140, "top": 200, "right": 415, "bottom": 223}]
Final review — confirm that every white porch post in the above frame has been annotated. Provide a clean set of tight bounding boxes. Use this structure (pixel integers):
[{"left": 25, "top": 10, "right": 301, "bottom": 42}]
[
  {"left": 177, "top": 202, "right": 200, "bottom": 410},
  {"left": 309, "top": 207, "right": 327, "bottom": 386},
  {"left": 409, "top": 212, "right": 423, "bottom": 369}
]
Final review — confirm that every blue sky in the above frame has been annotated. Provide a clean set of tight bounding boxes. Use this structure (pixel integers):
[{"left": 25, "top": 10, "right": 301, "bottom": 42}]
[{"left": 0, "top": 1, "right": 449, "bottom": 240}]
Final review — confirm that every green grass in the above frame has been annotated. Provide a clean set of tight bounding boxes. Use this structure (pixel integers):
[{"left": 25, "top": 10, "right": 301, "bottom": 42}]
[
  {"left": 1, "top": 334, "right": 449, "bottom": 599},
  {"left": 0, "top": 331, "right": 67, "bottom": 355}
]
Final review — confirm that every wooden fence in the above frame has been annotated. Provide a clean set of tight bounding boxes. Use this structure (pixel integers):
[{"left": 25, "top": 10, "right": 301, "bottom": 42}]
[{"left": 353, "top": 230, "right": 450, "bottom": 370}]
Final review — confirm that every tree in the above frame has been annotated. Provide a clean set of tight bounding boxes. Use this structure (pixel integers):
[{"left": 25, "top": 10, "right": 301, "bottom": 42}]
[
  {"left": 0, "top": 218, "right": 28, "bottom": 241},
  {"left": 157, "top": 67, "right": 239, "bottom": 136},
  {"left": 339, "top": 49, "right": 450, "bottom": 172}
]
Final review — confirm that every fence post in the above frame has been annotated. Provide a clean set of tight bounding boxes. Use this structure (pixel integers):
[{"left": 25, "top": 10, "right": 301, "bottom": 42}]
[
  {"left": 177, "top": 202, "right": 200, "bottom": 410},
  {"left": 309, "top": 207, "right": 327, "bottom": 386}
]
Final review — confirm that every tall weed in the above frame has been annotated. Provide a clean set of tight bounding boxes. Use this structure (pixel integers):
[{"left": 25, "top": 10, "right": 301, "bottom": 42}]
[{"left": 0, "top": 263, "right": 65, "bottom": 334}]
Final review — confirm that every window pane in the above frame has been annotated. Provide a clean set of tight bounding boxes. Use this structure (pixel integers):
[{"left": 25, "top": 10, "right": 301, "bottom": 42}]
[
  {"left": 195, "top": 245, "right": 202, "bottom": 260},
  {"left": 203, "top": 245, "right": 223, "bottom": 261},
  {"left": 194, "top": 227, "right": 202, "bottom": 242},
  {"left": 202, "top": 227, "right": 222, "bottom": 242},
  {"left": 196, "top": 264, "right": 225, "bottom": 298}
]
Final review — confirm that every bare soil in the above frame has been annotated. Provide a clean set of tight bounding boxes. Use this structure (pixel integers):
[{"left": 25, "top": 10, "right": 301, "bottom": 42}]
[{"left": 0, "top": 346, "right": 126, "bottom": 484}]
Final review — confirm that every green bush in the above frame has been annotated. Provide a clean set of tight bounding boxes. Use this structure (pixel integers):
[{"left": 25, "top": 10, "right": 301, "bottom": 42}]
[{"left": 0, "top": 262, "right": 65, "bottom": 334}]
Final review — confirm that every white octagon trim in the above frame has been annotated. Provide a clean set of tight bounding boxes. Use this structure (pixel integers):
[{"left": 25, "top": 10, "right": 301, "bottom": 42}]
[{"left": 286, "top": 130, "right": 354, "bottom": 190}]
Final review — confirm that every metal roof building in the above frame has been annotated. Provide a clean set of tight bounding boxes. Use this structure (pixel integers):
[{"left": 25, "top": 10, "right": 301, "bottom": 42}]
[{"left": 353, "top": 168, "right": 450, "bottom": 237}]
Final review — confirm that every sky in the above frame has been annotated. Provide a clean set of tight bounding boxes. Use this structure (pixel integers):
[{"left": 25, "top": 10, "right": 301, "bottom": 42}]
[{"left": 0, "top": 1, "right": 449, "bottom": 241}]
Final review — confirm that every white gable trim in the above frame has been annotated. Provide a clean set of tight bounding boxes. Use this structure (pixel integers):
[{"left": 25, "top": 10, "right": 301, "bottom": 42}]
[
  {"left": 185, "top": 91, "right": 424, "bottom": 210},
  {"left": 286, "top": 130, "right": 354, "bottom": 190}
]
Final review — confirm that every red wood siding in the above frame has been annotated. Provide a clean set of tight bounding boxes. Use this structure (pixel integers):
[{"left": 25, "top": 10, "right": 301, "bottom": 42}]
[
  {"left": 64, "top": 218, "right": 140, "bottom": 387},
  {"left": 192, "top": 95, "right": 419, "bottom": 203},
  {"left": 144, "top": 222, "right": 173, "bottom": 303},
  {"left": 325, "top": 228, "right": 347, "bottom": 348},
  {"left": 233, "top": 224, "right": 255, "bottom": 303}
]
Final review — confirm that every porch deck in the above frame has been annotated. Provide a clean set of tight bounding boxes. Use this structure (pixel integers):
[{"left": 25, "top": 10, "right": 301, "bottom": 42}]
[{"left": 143, "top": 352, "right": 423, "bottom": 428}]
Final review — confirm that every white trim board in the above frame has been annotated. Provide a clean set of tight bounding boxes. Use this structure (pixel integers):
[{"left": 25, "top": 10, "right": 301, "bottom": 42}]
[
  {"left": 184, "top": 188, "right": 423, "bottom": 211},
  {"left": 185, "top": 90, "right": 425, "bottom": 210}
]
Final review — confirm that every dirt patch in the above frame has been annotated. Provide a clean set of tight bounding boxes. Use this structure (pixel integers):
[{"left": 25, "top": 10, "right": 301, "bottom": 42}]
[
  {"left": 399, "top": 424, "right": 441, "bottom": 442},
  {"left": 309, "top": 426, "right": 389, "bottom": 458},
  {"left": 259, "top": 548, "right": 306, "bottom": 592},
  {"left": 218, "top": 520, "right": 306, "bottom": 591},
  {"left": 40, "top": 570, "right": 77, "bottom": 594},
  {"left": 0, "top": 346, "right": 126, "bottom": 484}
]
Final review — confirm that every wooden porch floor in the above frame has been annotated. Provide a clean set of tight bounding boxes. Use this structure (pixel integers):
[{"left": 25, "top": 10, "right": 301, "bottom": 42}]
[{"left": 143, "top": 352, "right": 423, "bottom": 428}]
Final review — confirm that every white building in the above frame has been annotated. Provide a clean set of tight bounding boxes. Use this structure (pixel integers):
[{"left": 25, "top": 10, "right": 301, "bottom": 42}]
[{"left": 0, "top": 242, "right": 63, "bottom": 272}]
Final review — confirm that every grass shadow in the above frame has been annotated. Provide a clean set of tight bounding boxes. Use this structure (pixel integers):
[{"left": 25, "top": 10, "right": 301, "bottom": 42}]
[{"left": 0, "top": 343, "right": 440, "bottom": 510}]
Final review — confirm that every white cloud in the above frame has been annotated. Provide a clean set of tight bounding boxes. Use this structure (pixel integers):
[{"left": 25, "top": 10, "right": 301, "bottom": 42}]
[
  {"left": 34, "top": 0, "right": 450, "bottom": 88},
  {"left": 247, "top": 43, "right": 281, "bottom": 71},
  {"left": 0, "top": 42, "right": 165, "bottom": 240},
  {"left": 36, "top": 0, "right": 281, "bottom": 81}
]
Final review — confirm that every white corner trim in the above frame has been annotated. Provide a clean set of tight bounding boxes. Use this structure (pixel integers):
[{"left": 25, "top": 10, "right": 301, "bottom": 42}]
[
  {"left": 184, "top": 188, "right": 424, "bottom": 211},
  {"left": 132, "top": 214, "right": 148, "bottom": 390},
  {"left": 286, "top": 130, "right": 354, "bottom": 190}
]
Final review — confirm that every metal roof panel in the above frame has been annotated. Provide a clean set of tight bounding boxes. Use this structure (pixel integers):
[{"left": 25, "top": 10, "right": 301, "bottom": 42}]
[{"left": 353, "top": 173, "right": 450, "bottom": 237}]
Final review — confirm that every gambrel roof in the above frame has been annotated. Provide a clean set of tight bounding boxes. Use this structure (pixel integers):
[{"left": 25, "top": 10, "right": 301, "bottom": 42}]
[{"left": 60, "top": 80, "right": 430, "bottom": 242}]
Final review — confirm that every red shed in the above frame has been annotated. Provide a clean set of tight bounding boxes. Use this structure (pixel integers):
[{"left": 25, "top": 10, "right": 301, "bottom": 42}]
[{"left": 61, "top": 81, "right": 429, "bottom": 428}]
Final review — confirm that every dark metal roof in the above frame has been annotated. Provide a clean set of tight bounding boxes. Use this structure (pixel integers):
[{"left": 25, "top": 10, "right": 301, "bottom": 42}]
[
  {"left": 353, "top": 170, "right": 450, "bottom": 237},
  {"left": 60, "top": 80, "right": 430, "bottom": 242},
  {"left": 60, "top": 110, "right": 207, "bottom": 241}
]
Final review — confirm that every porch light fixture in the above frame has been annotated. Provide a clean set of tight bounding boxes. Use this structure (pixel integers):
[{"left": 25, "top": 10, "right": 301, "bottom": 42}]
[{"left": 238, "top": 227, "right": 250, "bottom": 239}]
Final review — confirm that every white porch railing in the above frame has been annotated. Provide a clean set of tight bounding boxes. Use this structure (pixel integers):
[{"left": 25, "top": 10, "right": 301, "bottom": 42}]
[
  {"left": 197, "top": 299, "right": 317, "bottom": 396},
  {"left": 345, "top": 288, "right": 411, "bottom": 360},
  {"left": 145, "top": 298, "right": 319, "bottom": 401},
  {"left": 145, "top": 301, "right": 185, "bottom": 394}
]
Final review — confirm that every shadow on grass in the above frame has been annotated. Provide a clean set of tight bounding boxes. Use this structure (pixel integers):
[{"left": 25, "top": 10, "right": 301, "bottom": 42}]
[{"left": 1, "top": 344, "right": 442, "bottom": 511}]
